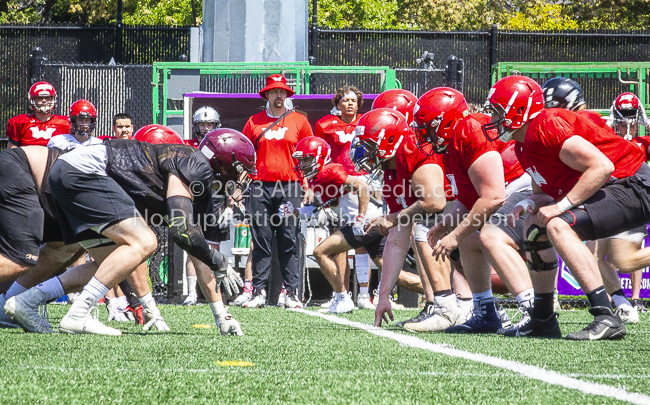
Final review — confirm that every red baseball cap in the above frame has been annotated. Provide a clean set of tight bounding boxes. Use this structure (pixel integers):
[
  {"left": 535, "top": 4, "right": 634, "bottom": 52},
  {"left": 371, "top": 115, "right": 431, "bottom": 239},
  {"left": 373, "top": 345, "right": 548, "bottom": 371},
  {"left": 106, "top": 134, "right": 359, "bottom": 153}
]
[{"left": 259, "top": 74, "right": 295, "bottom": 99}]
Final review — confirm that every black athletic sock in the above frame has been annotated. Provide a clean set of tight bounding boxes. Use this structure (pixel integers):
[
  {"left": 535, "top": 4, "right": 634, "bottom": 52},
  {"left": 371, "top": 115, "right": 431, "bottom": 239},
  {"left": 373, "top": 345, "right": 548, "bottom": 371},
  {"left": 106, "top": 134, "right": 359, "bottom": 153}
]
[
  {"left": 434, "top": 289, "right": 453, "bottom": 297},
  {"left": 118, "top": 280, "right": 141, "bottom": 309},
  {"left": 533, "top": 293, "right": 555, "bottom": 320},
  {"left": 586, "top": 286, "right": 612, "bottom": 311}
]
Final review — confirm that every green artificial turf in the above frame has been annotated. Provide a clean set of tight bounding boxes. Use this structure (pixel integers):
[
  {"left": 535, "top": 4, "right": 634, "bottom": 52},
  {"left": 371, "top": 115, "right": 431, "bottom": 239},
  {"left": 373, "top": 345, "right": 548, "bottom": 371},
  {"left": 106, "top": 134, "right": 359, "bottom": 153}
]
[{"left": 0, "top": 304, "right": 648, "bottom": 404}]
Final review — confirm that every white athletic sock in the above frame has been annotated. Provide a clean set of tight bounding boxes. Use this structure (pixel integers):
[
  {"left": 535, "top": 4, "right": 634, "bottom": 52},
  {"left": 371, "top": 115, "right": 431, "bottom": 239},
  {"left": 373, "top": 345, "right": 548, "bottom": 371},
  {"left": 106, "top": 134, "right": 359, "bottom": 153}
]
[
  {"left": 35, "top": 277, "right": 65, "bottom": 302},
  {"left": 336, "top": 291, "right": 349, "bottom": 300},
  {"left": 78, "top": 277, "right": 109, "bottom": 305},
  {"left": 355, "top": 253, "right": 370, "bottom": 284},
  {"left": 209, "top": 300, "right": 226, "bottom": 318},
  {"left": 139, "top": 292, "right": 160, "bottom": 315},
  {"left": 359, "top": 286, "right": 369, "bottom": 295},
  {"left": 187, "top": 276, "right": 198, "bottom": 296},
  {"left": 472, "top": 289, "right": 493, "bottom": 307},
  {"left": 6, "top": 282, "right": 27, "bottom": 299},
  {"left": 516, "top": 288, "right": 535, "bottom": 308},
  {"left": 457, "top": 297, "right": 473, "bottom": 310},
  {"left": 612, "top": 293, "right": 633, "bottom": 309}
]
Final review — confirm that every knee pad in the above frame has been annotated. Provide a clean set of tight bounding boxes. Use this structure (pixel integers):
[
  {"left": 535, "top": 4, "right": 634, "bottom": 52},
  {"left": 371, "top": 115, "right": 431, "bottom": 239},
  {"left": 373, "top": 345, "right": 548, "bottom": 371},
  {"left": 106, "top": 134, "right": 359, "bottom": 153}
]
[{"left": 522, "top": 225, "right": 558, "bottom": 272}]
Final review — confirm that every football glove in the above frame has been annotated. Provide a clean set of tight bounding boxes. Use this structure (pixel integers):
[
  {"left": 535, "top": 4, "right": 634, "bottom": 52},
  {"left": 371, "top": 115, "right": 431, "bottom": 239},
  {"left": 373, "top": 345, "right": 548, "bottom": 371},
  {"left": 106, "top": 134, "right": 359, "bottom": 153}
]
[
  {"left": 143, "top": 308, "right": 170, "bottom": 332},
  {"left": 106, "top": 301, "right": 129, "bottom": 322},
  {"left": 214, "top": 264, "right": 244, "bottom": 297},
  {"left": 278, "top": 201, "right": 294, "bottom": 217},
  {"left": 216, "top": 313, "right": 244, "bottom": 336},
  {"left": 352, "top": 215, "right": 366, "bottom": 236},
  {"left": 296, "top": 204, "right": 316, "bottom": 219},
  {"left": 218, "top": 207, "right": 234, "bottom": 229},
  {"left": 127, "top": 305, "right": 144, "bottom": 325}
]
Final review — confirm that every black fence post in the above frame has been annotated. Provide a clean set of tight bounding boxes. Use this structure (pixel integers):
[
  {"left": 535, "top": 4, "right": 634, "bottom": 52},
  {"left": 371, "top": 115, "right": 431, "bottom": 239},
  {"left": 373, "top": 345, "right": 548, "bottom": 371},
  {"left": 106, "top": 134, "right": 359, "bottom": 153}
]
[
  {"left": 444, "top": 55, "right": 464, "bottom": 92},
  {"left": 489, "top": 24, "right": 498, "bottom": 81},
  {"left": 116, "top": 0, "right": 124, "bottom": 63},
  {"left": 309, "top": 0, "right": 318, "bottom": 65},
  {"left": 28, "top": 47, "right": 45, "bottom": 84}
]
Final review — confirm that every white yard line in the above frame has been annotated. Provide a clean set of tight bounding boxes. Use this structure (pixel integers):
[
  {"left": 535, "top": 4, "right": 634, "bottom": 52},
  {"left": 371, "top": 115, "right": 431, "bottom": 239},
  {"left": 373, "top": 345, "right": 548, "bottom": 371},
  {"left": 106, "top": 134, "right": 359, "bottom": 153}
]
[{"left": 294, "top": 308, "right": 650, "bottom": 405}]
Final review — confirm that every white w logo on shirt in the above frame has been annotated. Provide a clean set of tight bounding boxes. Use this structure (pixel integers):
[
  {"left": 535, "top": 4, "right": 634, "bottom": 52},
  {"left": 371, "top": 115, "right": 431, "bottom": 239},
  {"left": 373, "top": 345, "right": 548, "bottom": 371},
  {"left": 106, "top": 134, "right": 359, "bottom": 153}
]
[
  {"left": 334, "top": 130, "right": 355, "bottom": 144},
  {"left": 29, "top": 127, "right": 57, "bottom": 140},
  {"left": 446, "top": 174, "right": 458, "bottom": 196},
  {"left": 264, "top": 127, "right": 289, "bottom": 140},
  {"left": 525, "top": 166, "right": 547, "bottom": 186}
]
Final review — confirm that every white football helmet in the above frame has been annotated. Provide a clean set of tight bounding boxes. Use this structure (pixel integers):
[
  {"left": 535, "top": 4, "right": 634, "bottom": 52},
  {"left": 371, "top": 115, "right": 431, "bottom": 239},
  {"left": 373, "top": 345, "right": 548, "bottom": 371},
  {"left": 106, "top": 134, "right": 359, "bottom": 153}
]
[{"left": 192, "top": 106, "right": 221, "bottom": 140}]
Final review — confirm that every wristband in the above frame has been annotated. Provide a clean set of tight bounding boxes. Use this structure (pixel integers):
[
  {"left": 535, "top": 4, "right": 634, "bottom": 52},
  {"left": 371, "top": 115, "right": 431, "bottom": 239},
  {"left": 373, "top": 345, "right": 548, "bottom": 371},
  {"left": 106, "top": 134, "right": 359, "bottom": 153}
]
[
  {"left": 514, "top": 198, "right": 535, "bottom": 213},
  {"left": 556, "top": 196, "right": 574, "bottom": 212}
]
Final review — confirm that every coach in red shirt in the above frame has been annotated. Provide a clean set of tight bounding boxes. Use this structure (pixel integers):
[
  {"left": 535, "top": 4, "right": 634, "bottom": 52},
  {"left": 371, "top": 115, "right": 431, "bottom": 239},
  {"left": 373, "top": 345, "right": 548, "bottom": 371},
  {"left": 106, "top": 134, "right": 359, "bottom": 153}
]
[
  {"left": 7, "top": 81, "right": 69, "bottom": 148},
  {"left": 241, "top": 74, "right": 313, "bottom": 308}
]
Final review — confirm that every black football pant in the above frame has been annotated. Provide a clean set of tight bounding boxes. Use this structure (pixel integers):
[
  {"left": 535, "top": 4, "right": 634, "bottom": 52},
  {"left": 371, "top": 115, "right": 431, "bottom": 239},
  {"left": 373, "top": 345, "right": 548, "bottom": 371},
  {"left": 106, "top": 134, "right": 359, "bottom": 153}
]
[{"left": 249, "top": 181, "right": 302, "bottom": 293}]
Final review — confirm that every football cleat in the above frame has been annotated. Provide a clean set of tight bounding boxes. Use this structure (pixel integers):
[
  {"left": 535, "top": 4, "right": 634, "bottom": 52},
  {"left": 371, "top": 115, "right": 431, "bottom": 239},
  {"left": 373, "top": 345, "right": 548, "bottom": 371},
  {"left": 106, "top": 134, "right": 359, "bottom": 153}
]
[
  {"left": 373, "top": 289, "right": 404, "bottom": 311},
  {"left": 59, "top": 297, "right": 121, "bottom": 336},
  {"left": 0, "top": 294, "right": 21, "bottom": 329},
  {"left": 277, "top": 287, "right": 287, "bottom": 308},
  {"left": 285, "top": 291, "right": 303, "bottom": 309},
  {"left": 321, "top": 293, "right": 355, "bottom": 314},
  {"left": 615, "top": 305, "right": 639, "bottom": 325},
  {"left": 182, "top": 293, "right": 198, "bottom": 306},
  {"left": 396, "top": 305, "right": 432, "bottom": 328},
  {"left": 497, "top": 305, "right": 530, "bottom": 335},
  {"left": 320, "top": 292, "right": 336, "bottom": 308},
  {"left": 445, "top": 299, "right": 501, "bottom": 334},
  {"left": 242, "top": 289, "right": 266, "bottom": 308},
  {"left": 231, "top": 291, "right": 253, "bottom": 307},
  {"left": 4, "top": 289, "right": 54, "bottom": 333},
  {"left": 356, "top": 293, "right": 376, "bottom": 310},
  {"left": 631, "top": 299, "right": 647, "bottom": 313},
  {"left": 403, "top": 295, "right": 460, "bottom": 333},
  {"left": 503, "top": 312, "right": 562, "bottom": 338},
  {"left": 497, "top": 304, "right": 511, "bottom": 330},
  {"left": 565, "top": 306, "right": 626, "bottom": 341}
]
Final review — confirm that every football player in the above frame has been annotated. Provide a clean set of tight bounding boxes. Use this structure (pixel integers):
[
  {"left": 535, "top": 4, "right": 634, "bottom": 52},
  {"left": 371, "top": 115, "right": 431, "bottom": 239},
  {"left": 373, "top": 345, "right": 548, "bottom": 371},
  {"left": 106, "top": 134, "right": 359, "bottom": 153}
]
[
  {"left": 368, "top": 88, "right": 467, "bottom": 332},
  {"left": 6, "top": 81, "right": 70, "bottom": 148},
  {"left": 285, "top": 136, "right": 379, "bottom": 313},
  {"left": 187, "top": 106, "right": 221, "bottom": 147},
  {"left": 426, "top": 88, "right": 537, "bottom": 335},
  {"left": 542, "top": 79, "right": 644, "bottom": 324},
  {"left": 487, "top": 75, "right": 650, "bottom": 340},
  {"left": 7, "top": 127, "right": 251, "bottom": 336}
]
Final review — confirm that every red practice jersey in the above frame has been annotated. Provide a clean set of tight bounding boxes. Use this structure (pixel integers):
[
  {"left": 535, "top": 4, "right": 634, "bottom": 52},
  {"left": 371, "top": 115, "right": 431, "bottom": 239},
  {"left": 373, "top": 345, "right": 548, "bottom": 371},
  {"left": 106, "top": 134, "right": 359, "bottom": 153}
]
[
  {"left": 243, "top": 110, "right": 313, "bottom": 182},
  {"left": 309, "top": 162, "right": 356, "bottom": 205},
  {"left": 314, "top": 114, "right": 359, "bottom": 171},
  {"left": 516, "top": 109, "right": 644, "bottom": 201},
  {"left": 447, "top": 113, "right": 524, "bottom": 209},
  {"left": 7, "top": 114, "right": 70, "bottom": 146},
  {"left": 390, "top": 132, "right": 451, "bottom": 212}
]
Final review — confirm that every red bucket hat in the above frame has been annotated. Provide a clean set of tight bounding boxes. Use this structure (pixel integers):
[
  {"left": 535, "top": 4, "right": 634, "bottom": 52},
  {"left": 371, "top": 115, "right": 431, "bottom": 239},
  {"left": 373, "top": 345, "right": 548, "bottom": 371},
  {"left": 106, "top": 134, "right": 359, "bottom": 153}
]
[{"left": 259, "top": 74, "right": 295, "bottom": 99}]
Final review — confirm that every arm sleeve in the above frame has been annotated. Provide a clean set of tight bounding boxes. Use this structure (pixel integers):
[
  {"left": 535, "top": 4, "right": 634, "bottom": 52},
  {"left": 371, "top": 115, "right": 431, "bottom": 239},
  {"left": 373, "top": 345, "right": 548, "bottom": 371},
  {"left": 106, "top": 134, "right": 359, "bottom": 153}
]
[{"left": 167, "top": 196, "right": 228, "bottom": 271}]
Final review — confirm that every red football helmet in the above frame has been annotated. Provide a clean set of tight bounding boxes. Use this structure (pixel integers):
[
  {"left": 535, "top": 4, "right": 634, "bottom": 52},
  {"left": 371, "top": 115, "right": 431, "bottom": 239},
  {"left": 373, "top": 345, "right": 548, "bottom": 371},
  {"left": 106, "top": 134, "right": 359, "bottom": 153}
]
[
  {"left": 413, "top": 87, "right": 469, "bottom": 155},
  {"left": 292, "top": 137, "right": 331, "bottom": 179},
  {"left": 199, "top": 128, "right": 257, "bottom": 196},
  {"left": 353, "top": 108, "right": 409, "bottom": 174},
  {"left": 611, "top": 92, "right": 644, "bottom": 139},
  {"left": 483, "top": 75, "right": 544, "bottom": 142},
  {"left": 134, "top": 124, "right": 184, "bottom": 144},
  {"left": 28, "top": 81, "right": 57, "bottom": 114},
  {"left": 69, "top": 99, "right": 97, "bottom": 138},
  {"left": 372, "top": 89, "right": 418, "bottom": 125}
]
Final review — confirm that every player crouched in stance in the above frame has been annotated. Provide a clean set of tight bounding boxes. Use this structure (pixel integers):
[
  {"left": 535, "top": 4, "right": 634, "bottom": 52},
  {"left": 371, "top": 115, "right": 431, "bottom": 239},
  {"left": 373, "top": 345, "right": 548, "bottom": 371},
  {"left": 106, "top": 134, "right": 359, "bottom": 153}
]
[
  {"left": 7, "top": 126, "right": 248, "bottom": 336},
  {"left": 487, "top": 75, "right": 650, "bottom": 340},
  {"left": 541, "top": 79, "right": 644, "bottom": 324},
  {"left": 0, "top": 100, "right": 98, "bottom": 330},
  {"left": 369, "top": 88, "right": 466, "bottom": 332},
  {"left": 287, "top": 136, "right": 375, "bottom": 313}
]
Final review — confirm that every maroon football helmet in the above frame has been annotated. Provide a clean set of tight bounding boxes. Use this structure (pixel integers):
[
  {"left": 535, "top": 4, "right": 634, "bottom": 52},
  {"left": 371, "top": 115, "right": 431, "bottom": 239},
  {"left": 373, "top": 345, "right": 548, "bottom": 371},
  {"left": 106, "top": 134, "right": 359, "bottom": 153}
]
[{"left": 199, "top": 128, "right": 257, "bottom": 196}]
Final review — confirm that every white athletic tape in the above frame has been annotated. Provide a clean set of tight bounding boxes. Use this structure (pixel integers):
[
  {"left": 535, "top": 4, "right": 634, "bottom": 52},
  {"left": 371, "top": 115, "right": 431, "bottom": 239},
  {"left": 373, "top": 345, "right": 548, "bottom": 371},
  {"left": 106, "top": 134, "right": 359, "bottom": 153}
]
[{"left": 293, "top": 308, "right": 650, "bottom": 405}]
